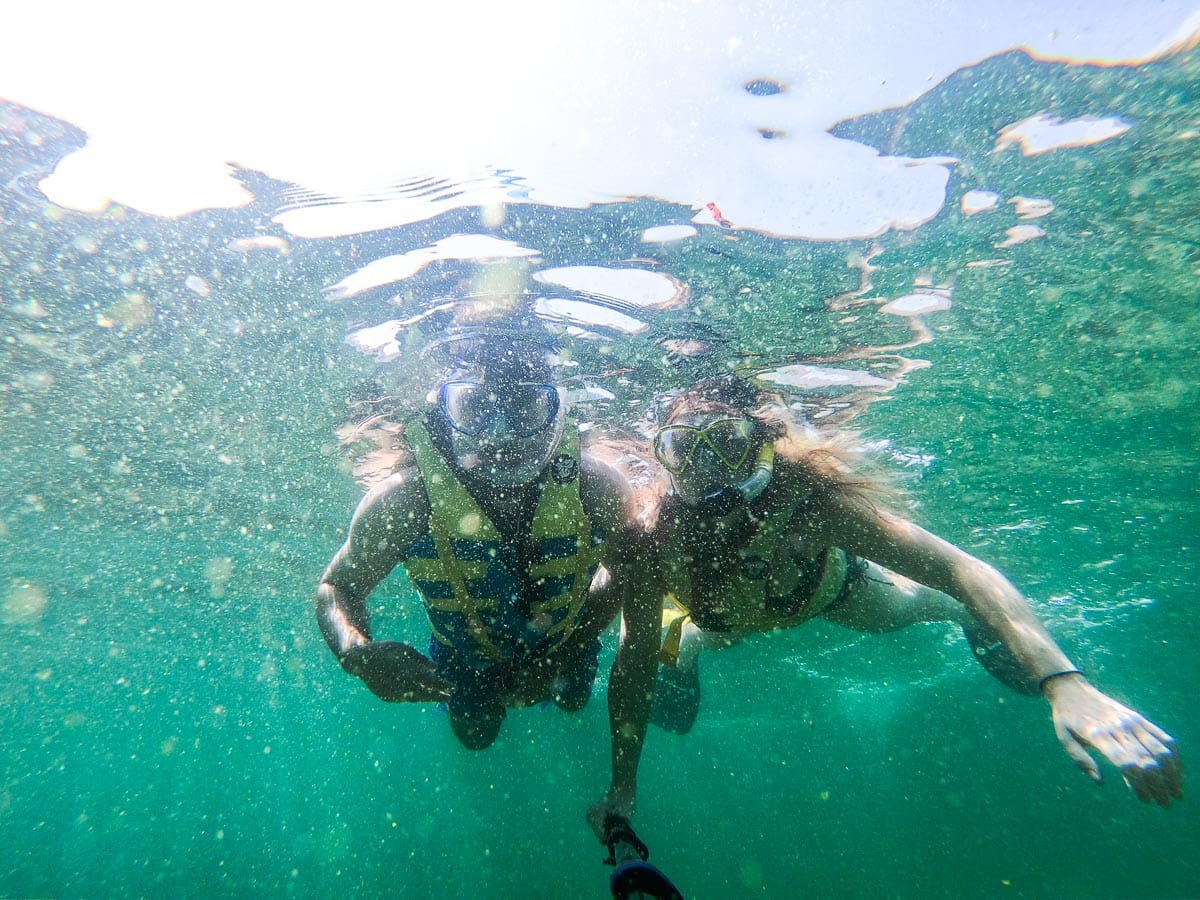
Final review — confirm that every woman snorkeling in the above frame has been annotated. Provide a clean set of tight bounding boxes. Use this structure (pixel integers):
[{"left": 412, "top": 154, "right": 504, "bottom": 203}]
[{"left": 640, "top": 374, "right": 1180, "bottom": 808}]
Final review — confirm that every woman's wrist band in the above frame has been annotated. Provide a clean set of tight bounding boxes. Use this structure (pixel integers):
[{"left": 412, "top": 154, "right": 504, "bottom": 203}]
[{"left": 1039, "top": 669, "right": 1083, "bottom": 693}]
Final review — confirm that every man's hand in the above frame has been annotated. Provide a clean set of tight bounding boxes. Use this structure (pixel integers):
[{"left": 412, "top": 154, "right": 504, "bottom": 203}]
[
  {"left": 1043, "top": 673, "right": 1181, "bottom": 807},
  {"left": 340, "top": 641, "right": 451, "bottom": 703}
]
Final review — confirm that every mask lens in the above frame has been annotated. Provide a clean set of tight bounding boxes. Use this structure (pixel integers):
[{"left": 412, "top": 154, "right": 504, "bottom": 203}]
[
  {"left": 439, "top": 382, "right": 493, "bottom": 436},
  {"left": 440, "top": 382, "right": 560, "bottom": 438},
  {"left": 655, "top": 418, "right": 753, "bottom": 474},
  {"left": 503, "top": 383, "right": 559, "bottom": 438},
  {"left": 654, "top": 427, "right": 702, "bottom": 474},
  {"left": 703, "top": 419, "right": 754, "bottom": 470}
]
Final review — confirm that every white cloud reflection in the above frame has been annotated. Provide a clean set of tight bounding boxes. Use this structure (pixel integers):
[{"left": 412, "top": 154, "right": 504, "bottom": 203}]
[
  {"left": 325, "top": 235, "right": 541, "bottom": 300},
  {"left": 2, "top": 1, "right": 1197, "bottom": 240},
  {"left": 757, "top": 365, "right": 895, "bottom": 390},
  {"left": 994, "top": 113, "right": 1134, "bottom": 155},
  {"left": 532, "top": 267, "right": 685, "bottom": 308}
]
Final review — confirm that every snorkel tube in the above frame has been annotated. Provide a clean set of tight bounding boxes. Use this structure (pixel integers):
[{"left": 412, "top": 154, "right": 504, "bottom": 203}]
[{"left": 695, "top": 441, "right": 775, "bottom": 517}]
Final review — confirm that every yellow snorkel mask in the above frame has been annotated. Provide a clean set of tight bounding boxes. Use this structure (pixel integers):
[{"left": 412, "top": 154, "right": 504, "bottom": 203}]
[{"left": 655, "top": 418, "right": 775, "bottom": 515}]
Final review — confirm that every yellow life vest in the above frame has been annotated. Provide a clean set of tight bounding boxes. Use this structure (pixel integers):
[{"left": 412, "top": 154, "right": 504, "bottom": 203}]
[
  {"left": 402, "top": 420, "right": 608, "bottom": 667},
  {"left": 657, "top": 482, "right": 848, "bottom": 664}
]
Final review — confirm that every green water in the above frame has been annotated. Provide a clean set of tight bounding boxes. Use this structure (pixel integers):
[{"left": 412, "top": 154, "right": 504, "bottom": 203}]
[{"left": 1, "top": 48, "right": 1198, "bottom": 899}]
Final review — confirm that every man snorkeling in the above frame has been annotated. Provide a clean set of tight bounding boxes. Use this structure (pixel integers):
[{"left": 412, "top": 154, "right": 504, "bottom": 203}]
[
  {"left": 641, "top": 375, "right": 1181, "bottom": 808},
  {"left": 315, "top": 333, "right": 662, "bottom": 837}
]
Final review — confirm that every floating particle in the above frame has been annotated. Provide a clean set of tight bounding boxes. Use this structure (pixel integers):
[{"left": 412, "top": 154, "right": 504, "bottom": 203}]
[
  {"left": 19, "top": 370, "right": 55, "bottom": 393},
  {"left": 11, "top": 297, "right": 48, "bottom": 318},
  {"left": 227, "top": 235, "right": 290, "bottom": 253},
  {"left": 184, "top": 275, "right": 211, "bottom": 296},
  {"left": 204, "top": 556, "right": 234, "bottom": 598},
  {"left": 204, "top": 556, "right": 234, "bottom": 584},
  {"left": 102, "top": 292, "right": 153, "bottom": 329},
  {"left": 62, "top": 712, "right": 86, "bottom": 729},
  {"left": 2, "top": 580, "right": 49, "bottom": 626},
  {"left": 739, "top": 858, "right": 764, "bottom": 890},
  {"left": 480, "top": 202, "right": 506, "bottom": 229}
]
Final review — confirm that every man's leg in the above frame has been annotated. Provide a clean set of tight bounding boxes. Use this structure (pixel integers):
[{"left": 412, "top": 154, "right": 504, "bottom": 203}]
[
  {"left": 551, "top": 637, "right": 602, "bottom": 712},
  {"left": 496, "top": 569, "right": 624, "bottom": 712},
  {"left": 431, "top": 641, "right": 506, "bottom": 750},
  {"left": 547, "top": 565, "right": 626, "bottom": 712}
]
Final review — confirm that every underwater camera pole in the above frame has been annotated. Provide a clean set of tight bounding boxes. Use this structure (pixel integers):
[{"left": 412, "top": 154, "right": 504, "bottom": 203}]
[{"left": 602, "top": 814, "right": 685, "bottom": 900}]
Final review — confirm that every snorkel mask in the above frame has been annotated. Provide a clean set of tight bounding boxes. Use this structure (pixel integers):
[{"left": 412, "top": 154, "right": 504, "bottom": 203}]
[
  {"left": 425, "top": 329, "right": 567, "bottom": 486},
  {"left": 698, "top": 442, "right": 774, "bottom": 516},
  {"left": 437, "top": 378, "right": 567, "bottom": 484},
  {"left": 654, "top": 417, "right": 775, "bottom": 515}
]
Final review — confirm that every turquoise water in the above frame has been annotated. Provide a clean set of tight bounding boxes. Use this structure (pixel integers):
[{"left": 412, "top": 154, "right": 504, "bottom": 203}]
[{"left": 2, "top": 46, "right": 1198, "bottom": 899}]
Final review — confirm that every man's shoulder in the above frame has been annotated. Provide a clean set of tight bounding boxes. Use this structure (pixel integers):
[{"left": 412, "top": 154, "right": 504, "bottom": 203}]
[
  {"left": 577, "top": 448, "right": 625, "bottom": 509},
  {"left": 358, "top": 464, "right": 427, "bottom": 514},
  {"left": 580, "top": 447, "right": 619, "bottom": 480},
  {"left": 345, "top": 463, "right": 432, "bottom": 551},
  {"left": 581, "top": 447, "right": 634, "bottom": 490}
]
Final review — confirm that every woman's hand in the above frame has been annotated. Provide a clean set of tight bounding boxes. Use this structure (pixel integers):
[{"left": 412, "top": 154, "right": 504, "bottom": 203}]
[{"left": 1043, "top": 673, "right": 1181, "bottom": 807}]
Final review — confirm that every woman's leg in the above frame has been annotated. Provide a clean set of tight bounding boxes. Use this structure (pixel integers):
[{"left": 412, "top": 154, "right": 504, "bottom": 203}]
[
  {"left": 822, "top": 560, "right": 1040, "bottom": 694},
  {"left": 650, "top": 619, "right": 706, "bottom": 734},
  {"left": 821, "top": 561, "right": 969, "bottom": 632}
]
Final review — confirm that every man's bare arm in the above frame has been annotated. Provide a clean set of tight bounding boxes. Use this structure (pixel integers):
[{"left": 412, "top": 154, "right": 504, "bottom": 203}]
[
  {"left": 580, "top": 451, "right": 637, "bottom": 538},
  {"left": 316, "top": 468, "right": 424, "bottom": 652},
  {"left": 315, "top": 468, "right": 449, "bottom": 702}
]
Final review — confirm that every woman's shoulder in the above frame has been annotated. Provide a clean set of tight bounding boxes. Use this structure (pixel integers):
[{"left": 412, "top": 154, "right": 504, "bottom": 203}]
[
  {"left": 772, "top": 430, "right": 910, "bottom": 511},
  {"left": 771, "top": 441, "right": 834, "bottom": 494}
]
